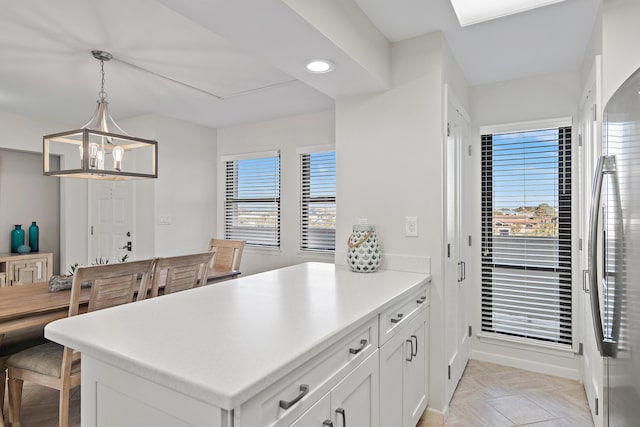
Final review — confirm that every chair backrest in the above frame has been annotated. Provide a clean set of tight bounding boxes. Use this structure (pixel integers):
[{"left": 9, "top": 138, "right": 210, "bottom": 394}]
[
  {"left": 150, "top": 252, "right": 214, "bottom": 297},
  {"left": 207, "top": 239, "right": 244, "bottom": 271},
  {"left": 68, "top": 259, "right": 156, "bottom": 316}
]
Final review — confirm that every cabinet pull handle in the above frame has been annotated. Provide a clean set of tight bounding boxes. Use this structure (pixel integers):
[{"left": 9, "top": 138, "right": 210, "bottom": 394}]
[
  {"left": 391, "top": 313, "right": 404, "bottom": 324},
  {"left": 323, "top": 421, "right": 333, "bottom": 427},
  {"left": 411, "top": 334, "right": 418, "bottom": 357},
  {"left": 349, "top": 339, "right": 368, "bottom": 355},
  {"left": 416, "top": 296, "right": 426, "bottom": 304},
  {"left": 336, "top": 407, "right": 346, "bottom": 427},
  {"left": 279, "top": 384, "right": 309, "bottom": 410},
  {"left": 406, "top": 339, "right": 414, "bottom": 361}
]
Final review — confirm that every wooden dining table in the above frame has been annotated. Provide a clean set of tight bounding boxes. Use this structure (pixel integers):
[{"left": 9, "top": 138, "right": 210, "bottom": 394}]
[{"left": 0, "top": 268, "right": 240, "bottom": 348}]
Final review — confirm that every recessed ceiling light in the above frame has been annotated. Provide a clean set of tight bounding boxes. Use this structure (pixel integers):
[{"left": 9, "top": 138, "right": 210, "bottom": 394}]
[
  {"left": 449, "top": 0, "right": 566, "bottom": 27},
  {"left": 305, "top": 59, "right": 335, "bottom": 74}
]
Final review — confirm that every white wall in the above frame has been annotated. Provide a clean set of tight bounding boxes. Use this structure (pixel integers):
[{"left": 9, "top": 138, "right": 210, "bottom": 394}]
[
  {"left": 119, "top": 114, "right": 218, "bottom": 258},
  {"left": 0, "top": 111, "right": 74, "bottom": 272},
  {"left": 336, "top": 32, "right": 450, "bottom": 414},
  {"left": 217, "top": 110, "right": 335, "bottom": 276},
  {"left": 602, "top": 0, "right": 640, "bottom": 104},
  {"left": 0, "top": 149, "right": 61, "bottom": 273},
  {"left": 469, "top": 71, "right": 582, "bottom": 379}
]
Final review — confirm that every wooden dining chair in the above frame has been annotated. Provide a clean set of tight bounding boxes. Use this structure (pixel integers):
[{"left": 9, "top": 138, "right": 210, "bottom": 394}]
[
  {"left": 207, "top": 238, "right": 244, "bottom": 271},
  {"left": 150, "top": 252, "right": 214, "bottom": 297},
  {"left": 5, "top": 259, "right": 155, "bottom": 427},
  {"left": 0, "top": 327, "right": 48, "bottom": 427}
]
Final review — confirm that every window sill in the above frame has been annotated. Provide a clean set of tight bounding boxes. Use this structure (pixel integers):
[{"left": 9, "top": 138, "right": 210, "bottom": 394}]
[
  {"left": 297, "top": 250, "right": 335, "bottom": 260},
  {"left": 244, "top": 246, "right": 283, "bottom": 255},
  {"left": 477, "top": 332, "right": 577, "bottom": 359}
]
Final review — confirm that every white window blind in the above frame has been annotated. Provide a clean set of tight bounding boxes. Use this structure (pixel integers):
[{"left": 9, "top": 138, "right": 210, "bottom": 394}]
[
  {"left": 300, "top": 151, "right": 336, "bottom": 252},
  {"left": 224, "top": 153, "right": 280, "bottom": 247},
  {"left": 481, "top": 126, "right": 572, "bottom": 346}
]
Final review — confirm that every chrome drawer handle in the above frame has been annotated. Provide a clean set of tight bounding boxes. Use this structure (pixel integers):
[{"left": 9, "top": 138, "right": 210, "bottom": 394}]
[
  {"left": 416, "top": 296, "right": 426, "bottom": 304},
  {"left": 390, "top": 313, "right": 404, "bottom": 324},
  {"left": 279, "top": 384, "right": 309, "bottom": 410},
  {"left": 349, "top": 339, "right": 368, "bottom": 355}
]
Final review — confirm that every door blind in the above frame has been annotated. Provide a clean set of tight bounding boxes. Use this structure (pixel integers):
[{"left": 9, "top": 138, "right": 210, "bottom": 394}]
[
  {"left": 481, "top": 127, "right": 572, "bottom": 345},
  {"left": 224, "top": 154, "right": 280, "bottom": 247},
  {"left": 300, "top": 151, "right": 336, "bottom": 251}
]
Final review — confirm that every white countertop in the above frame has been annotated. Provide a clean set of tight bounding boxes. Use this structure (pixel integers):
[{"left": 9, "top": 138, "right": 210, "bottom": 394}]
[{"left": 46, "top": 262, "right": 430, "bottom": 409}]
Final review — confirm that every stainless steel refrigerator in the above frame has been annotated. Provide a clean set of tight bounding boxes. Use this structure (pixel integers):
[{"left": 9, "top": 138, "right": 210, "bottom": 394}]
[{"left": 589, "top": 66, "right": 640, "bottom": 426}]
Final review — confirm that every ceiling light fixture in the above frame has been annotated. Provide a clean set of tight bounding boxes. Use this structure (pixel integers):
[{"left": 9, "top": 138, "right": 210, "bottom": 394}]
[
  {"left": 43, "top": 50, "right": 158, "bottom": 180},
  {"left": 305, "top": 59, "right": 335, "bottom": 74},
  {"left": 449, "top": 0, "right": 566, "bottom": 27}
]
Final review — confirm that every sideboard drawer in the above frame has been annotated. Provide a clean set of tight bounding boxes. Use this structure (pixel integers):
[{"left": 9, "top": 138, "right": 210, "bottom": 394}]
[
  {"left": 379, "top": 284, "right": 428, "bottom": 345},
  {"left": 240, "top": 316, "right": 378, "bottom": 427}
]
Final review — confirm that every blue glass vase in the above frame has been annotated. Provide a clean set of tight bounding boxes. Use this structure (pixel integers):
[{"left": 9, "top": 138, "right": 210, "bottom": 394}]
[
  {"left": 11, "top": 225, "right": 24, "bottom": 253},
  {"left": 29, "top": 221, "right": 39, "bottom": 253}
]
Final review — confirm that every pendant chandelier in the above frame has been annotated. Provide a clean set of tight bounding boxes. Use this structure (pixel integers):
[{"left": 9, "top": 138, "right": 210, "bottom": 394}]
[{"left": 43, "top": 50, "right": 158, "bottom": 180}]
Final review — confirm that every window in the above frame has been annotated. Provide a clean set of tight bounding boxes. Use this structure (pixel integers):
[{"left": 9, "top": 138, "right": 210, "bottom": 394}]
[
  {"left": 481, "top": 124, "right": 572, "bottom": 346},
  {"left": 300, "top": 150, "right": 336, "bottom": 252},
  {"left": 224, "top": 152, "right": 280, "bottom": 247}
]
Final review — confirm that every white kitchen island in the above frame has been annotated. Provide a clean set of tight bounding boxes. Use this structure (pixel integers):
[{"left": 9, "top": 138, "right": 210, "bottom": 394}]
[{"left": 46, "top": 262, "right": 431, "bottom": 427}]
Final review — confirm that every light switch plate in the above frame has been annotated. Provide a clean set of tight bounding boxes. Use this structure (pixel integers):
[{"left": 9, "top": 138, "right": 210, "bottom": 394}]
[{"left": 405, "top": 216, "right": 418, "bottom": 237}]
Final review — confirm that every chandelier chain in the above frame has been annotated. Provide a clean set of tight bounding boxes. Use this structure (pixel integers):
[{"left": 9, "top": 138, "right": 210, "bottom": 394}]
[{"left": 99, "top": 59, "right": 108, "bottom": 101}]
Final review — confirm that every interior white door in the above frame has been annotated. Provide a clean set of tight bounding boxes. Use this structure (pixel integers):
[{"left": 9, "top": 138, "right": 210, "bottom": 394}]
[
  {"left": 444, "top": 90, "right": 472, "bottom": 403},
  {"left": 89, "top": 180, "right": 135, "bottom": 264},
  {"left": 579, "top": 58, "right": 604, "bottom": 427}
]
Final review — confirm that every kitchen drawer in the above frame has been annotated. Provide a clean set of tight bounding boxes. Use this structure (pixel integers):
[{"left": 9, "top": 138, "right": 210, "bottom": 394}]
[
  {"left": 240, "top": 316, "right": 378, "bottom": 427},
  {"left": 379, "top": 284, "right": 428, "bottom": 345}
]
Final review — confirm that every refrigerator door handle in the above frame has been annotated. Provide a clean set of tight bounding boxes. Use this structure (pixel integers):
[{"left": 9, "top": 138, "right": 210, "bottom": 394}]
[
  {"left": 588, "top": 155, "right": 605, "bottom": 356},
  {"left": 589, "top": 155, "right": 618, "bottom": 357}
]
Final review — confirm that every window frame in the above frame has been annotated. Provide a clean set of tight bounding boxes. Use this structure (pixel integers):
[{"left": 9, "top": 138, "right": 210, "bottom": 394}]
[
  {"left": 222, "top": 150, "right": 281, "bottom": 249},
  {"left": 479, "top": 118, "right": 574, "bottom": 349},
  {"left": 298, "top": 145, "right": 336, "bottom": 253}
]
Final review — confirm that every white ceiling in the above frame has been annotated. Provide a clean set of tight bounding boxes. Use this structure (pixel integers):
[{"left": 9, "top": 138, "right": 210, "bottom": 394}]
[{"left": 0, "top": 0, "right": 599, "bottom": 130}]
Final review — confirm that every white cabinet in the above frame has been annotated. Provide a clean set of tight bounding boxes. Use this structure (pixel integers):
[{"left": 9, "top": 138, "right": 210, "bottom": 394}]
[
  {"left": 0, "top": 252, "right": 53, "bottom": 286},
  {"left": 380, "top": 307, "right": 428, "bottom": 427},
  {"left": 290, "top": 394, "right": 330, "bottom": 427},
  {"left": 290, "top": 351, "right": 379, "bottom": 427}
]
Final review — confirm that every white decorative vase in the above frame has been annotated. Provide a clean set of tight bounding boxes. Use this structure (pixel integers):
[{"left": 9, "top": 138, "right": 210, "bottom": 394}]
[{"left": 347, "top": 225, "right": 381, "bottom": 273}]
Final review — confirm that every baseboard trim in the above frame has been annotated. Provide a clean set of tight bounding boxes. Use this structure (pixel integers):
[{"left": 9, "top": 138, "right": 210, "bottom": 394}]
[
  {"left": 424, "top": 406, "right": 447, "bottom": 425},
  {"left": 471, "top": 350, "right": 580, "bottom": 380}
]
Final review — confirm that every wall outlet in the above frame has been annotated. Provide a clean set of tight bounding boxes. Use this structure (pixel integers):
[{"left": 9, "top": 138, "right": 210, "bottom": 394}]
[
  {"left": 158, "top": 215, "right": 172, "bottom": 225},
  {"left": 358, "top": 217, "right": 368, "bottom": 225},
  {"left": 405, "top": 216, "right": 418, "bottom": 237}
]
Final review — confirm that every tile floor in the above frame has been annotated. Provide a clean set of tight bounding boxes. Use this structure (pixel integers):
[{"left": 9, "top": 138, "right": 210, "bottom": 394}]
[
  {"left": 3, "top": 359, "right": 593, "bottom": 426},
  {"left": 419, "top": 360, "right": 595, "bottom": 427}
]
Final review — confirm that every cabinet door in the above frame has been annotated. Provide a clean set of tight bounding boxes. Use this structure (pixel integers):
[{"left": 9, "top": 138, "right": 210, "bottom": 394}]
[
  {"left": 290, "top": 393, "right": 330, "bottom": 427},
  {"left": 379, "top": 327, "right": 406, "bottom": 427},
  {"left": 403, "top": 311, "right": 428, "bottom": 427},
  {"left": 331, "top": 351, "right": 379, "bottom": 427},
  {"left": 8, "top": 257, "right": 49, "bottom": 285}
]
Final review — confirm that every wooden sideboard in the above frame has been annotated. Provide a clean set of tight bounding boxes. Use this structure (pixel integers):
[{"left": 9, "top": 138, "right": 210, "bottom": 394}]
[{"left": 0, "top": 252, "right": 53, "bottom": 287}]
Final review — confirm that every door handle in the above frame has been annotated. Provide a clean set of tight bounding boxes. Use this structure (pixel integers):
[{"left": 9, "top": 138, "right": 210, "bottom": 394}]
[
  {"left": 336, "top": 408, "right": 346, "bottom": 427},
  {"left": 582, "top": 269, "right": 590, "bottom": 293},
  {"left": 406, "top": 339, "right": 414, "bottom": 361},
  {"left": 461, "top": 261, "right": 466, "bottom": 281},
  {"left": 120, "top": 242, "right": 132, "bottom": 251},
  {"left": 411, "top": 334, "right": 418, "bottom": 357}
]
